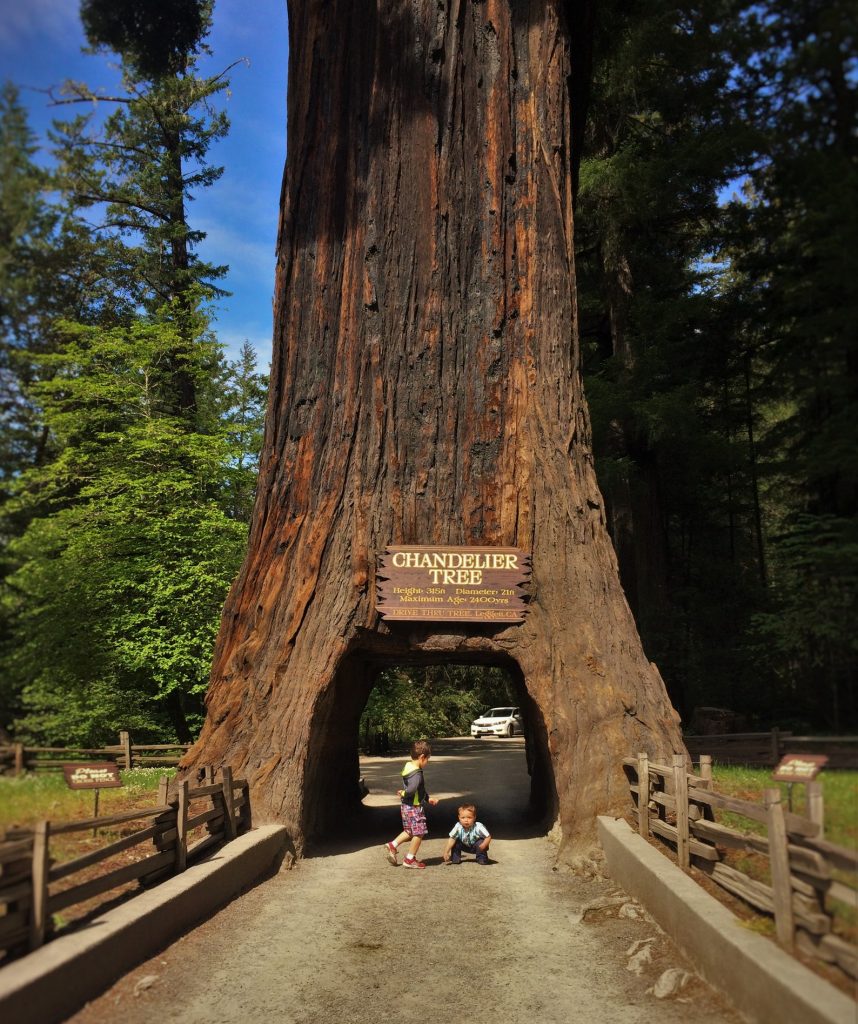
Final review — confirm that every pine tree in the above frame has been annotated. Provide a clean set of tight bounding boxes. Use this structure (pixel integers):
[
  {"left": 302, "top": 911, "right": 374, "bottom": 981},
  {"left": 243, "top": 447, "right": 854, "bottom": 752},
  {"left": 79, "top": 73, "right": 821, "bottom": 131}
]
[
  {"left": 48, "top": 0, "right": 233, "bottom": 414},
  {"left": 215, "top": 341, "right": 269, "bottom": 523},
  {"left": 722, "top": 0, "right": 858, "bottom": 728},
  {"left": 6, "top": 314, "right": 253, "bottom": 743},
  {"left": 0, "top": 2, "right": 269, "bottom": 742},
  {"left": 575, "top": 0, "right": 765, "bottom": 717}
]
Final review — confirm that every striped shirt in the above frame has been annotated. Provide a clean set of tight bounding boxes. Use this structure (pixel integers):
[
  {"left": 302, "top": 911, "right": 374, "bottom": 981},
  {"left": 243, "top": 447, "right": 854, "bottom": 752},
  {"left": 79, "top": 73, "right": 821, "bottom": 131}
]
[{"left": 449, "top": 820, "right": 490, "bottom": 846}]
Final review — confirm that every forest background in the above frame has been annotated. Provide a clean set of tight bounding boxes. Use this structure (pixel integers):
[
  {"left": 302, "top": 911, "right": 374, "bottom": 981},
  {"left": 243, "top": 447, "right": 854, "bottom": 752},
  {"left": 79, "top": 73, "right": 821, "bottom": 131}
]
[{"left": 0, "top": 0, "right": 855, "bottom": 749}]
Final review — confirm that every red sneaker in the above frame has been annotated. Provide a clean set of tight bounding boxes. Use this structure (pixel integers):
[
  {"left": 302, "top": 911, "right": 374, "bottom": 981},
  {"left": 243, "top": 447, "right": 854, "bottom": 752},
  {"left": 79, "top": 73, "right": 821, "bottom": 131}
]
[
  {"left": 383, "top": 842, "right": 398, "bottom": 865},
  {"left": 403, "top": 857, "right": 426, "bottom": 869}
]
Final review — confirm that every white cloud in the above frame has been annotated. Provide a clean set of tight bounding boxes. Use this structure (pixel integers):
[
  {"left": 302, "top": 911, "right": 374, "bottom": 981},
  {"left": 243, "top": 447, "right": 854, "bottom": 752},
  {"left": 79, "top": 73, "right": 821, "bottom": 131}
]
[
  {"left": 198, "top": 217, "right": 276, "bottom": 283},
  {"left": 0, "top": 0, "right": 79, "bottom": 48}
]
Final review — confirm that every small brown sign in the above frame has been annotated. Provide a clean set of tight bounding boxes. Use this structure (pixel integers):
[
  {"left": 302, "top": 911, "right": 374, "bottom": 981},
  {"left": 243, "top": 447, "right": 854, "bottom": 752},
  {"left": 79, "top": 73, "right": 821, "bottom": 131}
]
[
  {"left": 63, "top": 762, "right": 124, "bottom": 790},
  {"left": 772, "top": 754, "right": 828, "bottom": 782},
  {"left": 377, "top": 545, "right": 531, "bottom": 623}
]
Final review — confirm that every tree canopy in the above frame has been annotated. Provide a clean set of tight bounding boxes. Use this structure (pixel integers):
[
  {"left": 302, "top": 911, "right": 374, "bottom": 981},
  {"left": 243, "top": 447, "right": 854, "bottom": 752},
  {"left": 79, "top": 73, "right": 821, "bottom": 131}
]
[
  {"left": 0, "top": 1, "right": 267, "bottom": 744},
  {"left": 0, "top": 0, "right": 855, "bottom": 746}
]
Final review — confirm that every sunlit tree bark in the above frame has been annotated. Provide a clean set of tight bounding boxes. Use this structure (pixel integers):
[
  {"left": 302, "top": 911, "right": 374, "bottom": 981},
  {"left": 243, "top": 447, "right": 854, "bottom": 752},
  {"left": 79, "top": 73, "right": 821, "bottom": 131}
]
[{"left": 184, "top": 0, "right": 683, "bottom": 864}]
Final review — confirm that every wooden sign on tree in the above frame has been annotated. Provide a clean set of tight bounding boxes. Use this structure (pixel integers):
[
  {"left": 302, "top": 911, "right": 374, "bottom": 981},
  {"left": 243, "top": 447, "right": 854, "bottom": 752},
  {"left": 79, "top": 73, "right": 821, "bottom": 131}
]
[
  {"left": 377, "top": 545, "right": 531, "bottom": 622},
  {"left": 182, "top": 0, "right": 683, "bottom": 865}
]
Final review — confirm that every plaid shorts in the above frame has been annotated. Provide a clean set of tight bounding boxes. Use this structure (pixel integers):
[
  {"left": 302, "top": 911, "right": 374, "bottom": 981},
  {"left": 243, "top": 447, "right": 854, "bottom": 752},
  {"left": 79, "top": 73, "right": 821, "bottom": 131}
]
[{"left": 400, "top": 802, "right": 428, "bottom": 837}]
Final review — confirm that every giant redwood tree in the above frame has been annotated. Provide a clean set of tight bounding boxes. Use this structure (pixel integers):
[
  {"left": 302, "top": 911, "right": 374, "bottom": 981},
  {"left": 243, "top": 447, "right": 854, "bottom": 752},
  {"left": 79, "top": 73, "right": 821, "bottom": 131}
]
[{"left": 183, "top": 0, "right": 684, "bottom": 863}]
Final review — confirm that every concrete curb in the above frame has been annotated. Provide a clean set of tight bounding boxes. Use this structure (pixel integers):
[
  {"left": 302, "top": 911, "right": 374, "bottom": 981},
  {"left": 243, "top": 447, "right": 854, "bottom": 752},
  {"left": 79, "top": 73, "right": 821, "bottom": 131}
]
[
  {"left": 598, "top": 816, "right": 857, "bottom": 1024},
  {"left": 0, "top": 824, "right": 290, "bottom": 1024}
]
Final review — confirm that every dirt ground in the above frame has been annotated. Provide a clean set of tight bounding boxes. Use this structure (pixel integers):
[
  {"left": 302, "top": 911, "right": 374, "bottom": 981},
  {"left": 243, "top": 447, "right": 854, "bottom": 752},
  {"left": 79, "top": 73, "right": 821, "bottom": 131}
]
[{"left": 68, "top": 738, "right": 744, "bottom": 1024}]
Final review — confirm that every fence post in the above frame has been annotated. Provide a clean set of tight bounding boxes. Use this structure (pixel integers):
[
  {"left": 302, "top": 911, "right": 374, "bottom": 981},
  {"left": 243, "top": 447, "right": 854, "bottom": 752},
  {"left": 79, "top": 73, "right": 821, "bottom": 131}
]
[
  {"left": 119, "top": 730, "right": 132, "bottom": 771},
  {"left": 175, "top": 780, "right": 189, "bottom": 872},
  {"left": 769, "top": 727, "right": 781, "bottom": 765},
  {"left": 14, "top": 742, "right": 24, "bottom": 776},
  {"left": 672, "top": 754, "right": 690, "bottom": 869},
  {"left": 157, "top": 775, "right": 170, "bottom": 806},
  {"left": 637, "top": 753, "right": 650, "bottom": 838},
  {"left": 699, "top": 754, "right": 712, "bottom": 787},
  {"left": 29, "top": 821, "right": 50, "bottom": 950},
  {"left": 806, "top": 780, "right": 824, "bottom": 838},
  {"left": 765, "top": 787, "right": 795, "bottom": 949},
  {"left": 240, "top": 781, "right": 252, "bottom": 830},
  {"left": 221, "top": 766, "right": 237, "bottom": 841}
]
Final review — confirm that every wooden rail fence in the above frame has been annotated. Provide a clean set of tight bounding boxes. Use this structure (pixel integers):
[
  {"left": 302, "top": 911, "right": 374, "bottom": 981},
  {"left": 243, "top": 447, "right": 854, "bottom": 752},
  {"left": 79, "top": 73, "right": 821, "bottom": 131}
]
[
  {"left": 0, "top": 767, "right": 250, "bottom": 962},
  {"left": 683, "top": 730, "right": 858, "bottom": 769},
  {"left": 623, "top": 753, "right": 858, "bottom": 980},
  {"left": 0, "top": 731, "right": 192, "bottom": 774}
]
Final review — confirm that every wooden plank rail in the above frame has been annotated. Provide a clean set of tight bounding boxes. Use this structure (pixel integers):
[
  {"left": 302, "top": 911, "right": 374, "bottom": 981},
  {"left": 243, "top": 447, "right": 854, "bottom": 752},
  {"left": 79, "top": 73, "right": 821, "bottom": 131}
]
[
  {"left": 0, "top": 910, "right": 28, "bottom": 950},
  {"left": 688, "top": 785, "right": 821, "bottom": 837},
  {"left": 0, "top": 839, "right": 33, "bottom": 864},
  {"left": 0, "top": 765, "right": 250, "bottom": 962},
  {"left": 48, "top": 825, "right": 162, "bottom": 882},
  {"left": 186, "top": 807, "right": 224, "bottom": 831},
  {"left": 49, "top": 852, "right": 177, "bottom": 914},
  {"left": 697, "top": 861, "right": 832, "bottom": 935},
  {"left": 683, "top": 731, "right": 858, "bottom": 769},
  {"left": 689, "top": 818, "right": 832, "bottom": 881},
  {"left": 623, "top": 750, "right": 858, "bottom": 980},
  {"left": 792, "top": 834, "right": 858, "bottom": 873},
  {"left": 0, "top": 731, "right": 193, "bottom": 775},
  {"left": 49, "top": 805, "right": 170, "bottom": 835}
]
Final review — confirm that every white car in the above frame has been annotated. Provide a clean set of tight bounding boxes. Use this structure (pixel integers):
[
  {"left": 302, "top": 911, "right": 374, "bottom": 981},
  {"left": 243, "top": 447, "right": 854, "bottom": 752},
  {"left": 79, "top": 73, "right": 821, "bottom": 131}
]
[{"left": 470, "top": 707, "right": 523, "bottom": 738}]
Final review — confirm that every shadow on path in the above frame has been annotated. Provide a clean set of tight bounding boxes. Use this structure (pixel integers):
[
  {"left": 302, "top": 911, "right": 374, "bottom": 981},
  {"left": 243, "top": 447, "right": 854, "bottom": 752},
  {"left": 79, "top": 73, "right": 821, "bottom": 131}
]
[{"left": 306, "top": 736, "right": 547, "bottom": 857}]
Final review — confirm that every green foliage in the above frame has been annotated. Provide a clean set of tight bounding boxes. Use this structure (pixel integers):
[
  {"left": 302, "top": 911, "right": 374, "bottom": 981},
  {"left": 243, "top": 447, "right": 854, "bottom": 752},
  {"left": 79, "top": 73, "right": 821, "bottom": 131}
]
[
  {"left": 747, "top": 515, "right": 858, "bottom": 728},
  {"left": 3, "top": 315, "right": 251, "bottom": 743},
  {"left": 580, "top": 0, "right": 857, "bottom": 728},
  {"left": 578, "top": 0, "right": 768, "bottom": 716},
  {"left": 717, "top": 0, "right": 858, "bottom": 727},
  {"left": 215, "top": 341, "right": 268, "bottom": 522},
  {"left": 359, "top": 666, "right": 515, "bottom": 750},
  {"left": 0, "top": 10, "right": 263, "bottom": 746},
  {"left": 48, "top": 63, "right": 230, "bottom": 321},
  {"left": 80, "top": 0, "right": 213, "bottom": 80}
]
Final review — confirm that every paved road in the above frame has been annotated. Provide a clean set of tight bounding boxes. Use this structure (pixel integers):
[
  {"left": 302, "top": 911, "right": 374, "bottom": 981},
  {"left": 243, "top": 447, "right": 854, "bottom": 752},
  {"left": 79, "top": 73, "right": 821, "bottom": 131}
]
[{"left": 69, "top": 739, "right": 741, "bottom": 1024}]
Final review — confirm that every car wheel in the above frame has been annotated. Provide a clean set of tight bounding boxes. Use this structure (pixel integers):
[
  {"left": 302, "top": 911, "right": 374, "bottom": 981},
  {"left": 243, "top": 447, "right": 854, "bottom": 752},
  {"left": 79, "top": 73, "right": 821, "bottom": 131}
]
[{"left": 506, "top": 724, "right": 514, "bottom": 738}]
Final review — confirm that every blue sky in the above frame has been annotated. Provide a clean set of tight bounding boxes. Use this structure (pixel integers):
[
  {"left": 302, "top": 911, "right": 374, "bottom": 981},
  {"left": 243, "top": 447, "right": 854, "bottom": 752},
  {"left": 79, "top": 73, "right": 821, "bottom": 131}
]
[{"left": 1, "top": 0, "right": 289, "bottom": 365}]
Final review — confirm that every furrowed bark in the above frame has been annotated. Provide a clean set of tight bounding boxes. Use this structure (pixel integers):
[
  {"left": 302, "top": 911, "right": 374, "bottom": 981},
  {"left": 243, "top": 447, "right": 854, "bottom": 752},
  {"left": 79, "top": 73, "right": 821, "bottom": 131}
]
[{"left": 183, "top": 0, "right": 683, "bottom": 864}]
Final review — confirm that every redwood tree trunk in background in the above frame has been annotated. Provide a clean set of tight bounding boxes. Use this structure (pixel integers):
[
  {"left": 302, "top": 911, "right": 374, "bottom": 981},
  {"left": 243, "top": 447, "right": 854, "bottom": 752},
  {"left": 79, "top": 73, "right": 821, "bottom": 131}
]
[{"left": 183, "top": 0, "right": 683, "bottom": 864}]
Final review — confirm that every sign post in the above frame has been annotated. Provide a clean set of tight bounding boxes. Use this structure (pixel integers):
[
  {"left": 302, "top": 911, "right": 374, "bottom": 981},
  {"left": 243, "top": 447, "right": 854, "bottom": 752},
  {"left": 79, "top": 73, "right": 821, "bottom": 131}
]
[
  {"left": 63, "top": 762, "right": 124, "bottom": 835},
  {"left": 772, "top": 753, "right": 828, "bottom": 813}
]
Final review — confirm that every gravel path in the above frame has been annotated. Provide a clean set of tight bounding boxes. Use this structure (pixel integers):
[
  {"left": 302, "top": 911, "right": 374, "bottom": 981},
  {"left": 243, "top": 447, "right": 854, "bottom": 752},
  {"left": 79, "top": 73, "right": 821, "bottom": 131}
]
[{"left": 69, "top": 739, "right": 742, "bottom": 1024}]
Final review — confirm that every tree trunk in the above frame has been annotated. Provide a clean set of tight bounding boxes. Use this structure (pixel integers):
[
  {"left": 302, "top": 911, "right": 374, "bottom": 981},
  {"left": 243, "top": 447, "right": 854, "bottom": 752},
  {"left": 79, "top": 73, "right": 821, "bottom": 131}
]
[{"left": 183, "top": 0, "right": 683, "bottom": 865}]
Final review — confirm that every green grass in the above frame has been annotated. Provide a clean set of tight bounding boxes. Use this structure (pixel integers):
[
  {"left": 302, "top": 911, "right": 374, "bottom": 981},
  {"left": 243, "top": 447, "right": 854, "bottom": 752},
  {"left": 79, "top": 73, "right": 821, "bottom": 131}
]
[
  {"left": 709, "top": 765, "right": 858, "bottom": 850},
  {"left": 708, "top": 765, "right": 858, "bottom": 943},
  {"left": 0, "top": 768, "right": 176, "bottom": 831}
]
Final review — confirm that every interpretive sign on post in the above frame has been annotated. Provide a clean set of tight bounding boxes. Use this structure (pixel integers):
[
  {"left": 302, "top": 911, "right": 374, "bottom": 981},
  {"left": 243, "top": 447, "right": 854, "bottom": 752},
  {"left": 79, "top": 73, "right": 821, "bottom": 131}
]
[
  {"left": 62, "top": 763, "right": 123, "bottom": 789},
  {"left": 377, "top": 546, "right": 531, "bottom": 623},
  {"left": 772, "top": 754, "right": 828, "bottom": 782},
  {"left": 63, "top": 762, "right": 123, "bottom": 832},
  {"left": 62, "top": 765, "right": 124, "bottom": 786}
]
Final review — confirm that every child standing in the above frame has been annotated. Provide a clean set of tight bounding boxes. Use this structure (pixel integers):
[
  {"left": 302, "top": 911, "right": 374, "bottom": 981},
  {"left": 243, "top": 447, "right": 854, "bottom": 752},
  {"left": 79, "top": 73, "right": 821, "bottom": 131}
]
[
  {"left": 383, "top": 739, "right": 438, "bottom": 869},
  {"left": 443, "top": 803, "right": 492, "bottom": 864}
]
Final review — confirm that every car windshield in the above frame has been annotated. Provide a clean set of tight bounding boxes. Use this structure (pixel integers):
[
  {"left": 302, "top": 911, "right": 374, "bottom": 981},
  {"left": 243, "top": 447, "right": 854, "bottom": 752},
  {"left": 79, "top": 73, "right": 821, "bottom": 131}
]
[{"left": 485, "top": 708, "right": 513, "bottom": 717}]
